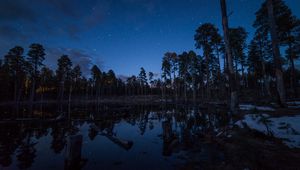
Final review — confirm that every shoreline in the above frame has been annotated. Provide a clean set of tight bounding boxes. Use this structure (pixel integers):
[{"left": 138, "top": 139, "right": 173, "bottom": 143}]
[{"left": 0, "top": 95, "right": 228, "bottom": 106}]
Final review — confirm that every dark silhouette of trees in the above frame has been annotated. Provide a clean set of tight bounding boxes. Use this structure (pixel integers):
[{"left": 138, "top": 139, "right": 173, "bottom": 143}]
[
  {"left": 39, "top": 66, "right": 54, "bottom": 101},
  {"left": 56, "top": 55, "right": 72, "bottom": 102},
  {"left": 229, "top": 27, "right": 248, "bottom": 86},
  {"left": 91, "top": 65, "right": 102, "bottom": 101},
  {"left": 69, "top": 65, "right": 82, "bottom": 104},
  {"left": 148, "top": 71, "right": 154, "bottom": 93},
  {"left": 161, "top": 53, "right": 172, "bottom": 99},
  {"left": 220, "top": 0, "right": 239, "bottom": 112},
  {"left": 126, "top": 75, "right": 138, "bottom": 96},
  {"left": 267, "top": 0, "right": 286, "bottom": 106},
  {"left": 194, "top": 23, "right": 224, "bottom": 99},
  {"left": 138, "top": 67, "right": 147, "bottom": 95},
  {"left": 106, "top": 69, "right": 117, "bottom": 96},
  {"left": 0, "top": 0, "right": 299, "bottom": 109},
  {"left": 4, "top": 46, "right": 27, "bottom": 103},
  {"left": 27, "top": 44, "right": 45, "bottom": 103},
  {"left": 248, "top": 32, "right": 273, "bottom": 97},
  {"left": 178, "top": 52, "right": 191, "bottom": 102},
  {"left": 253, "top": 0, "right": 300, "bottom": 103}
]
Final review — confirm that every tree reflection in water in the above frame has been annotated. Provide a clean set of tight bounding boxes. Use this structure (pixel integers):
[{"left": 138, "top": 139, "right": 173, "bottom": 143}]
[{"left": 0, "top": 104, "right": 229, "bottom": 169}]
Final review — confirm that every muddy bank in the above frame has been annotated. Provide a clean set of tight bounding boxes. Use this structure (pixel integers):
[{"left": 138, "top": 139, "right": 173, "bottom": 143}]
[
  {"left": 181, "top": 127, "right": 300, "bottom": 170},
  {"left": 222, "top": 128, "right": 300, "bottom": 169}
]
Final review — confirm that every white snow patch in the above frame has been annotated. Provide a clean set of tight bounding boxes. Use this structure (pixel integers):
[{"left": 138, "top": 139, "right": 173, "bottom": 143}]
[
  {"left": 239, "top": 104, "right": 275, "bottom": 111},
  {"left": 287, "top": 101, "right": 300, "bottom": 109},
  {"left": 236, "top": 114, "right": 300, "bottom": 148},
  {"left": 288, "top": 105, "right": 300, "bottom": 109},
  {"left": 286, "top": 101, "right": 300, "bottom": 105}
]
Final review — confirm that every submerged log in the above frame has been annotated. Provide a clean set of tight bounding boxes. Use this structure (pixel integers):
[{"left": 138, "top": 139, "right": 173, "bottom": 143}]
[
  {"left": 65, "top": 134, "right": 83, "bottom": 170},
  {"left": 102, "top": 133, "right": 133, "bottom": 151},
  {"left": 90, "top": 124, "right": 133, "bottom": 150}
]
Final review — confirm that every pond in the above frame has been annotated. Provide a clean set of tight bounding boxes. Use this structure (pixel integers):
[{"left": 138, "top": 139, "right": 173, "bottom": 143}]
[{"left": 0, "top": 104, "right": 229, "bottom": 169}]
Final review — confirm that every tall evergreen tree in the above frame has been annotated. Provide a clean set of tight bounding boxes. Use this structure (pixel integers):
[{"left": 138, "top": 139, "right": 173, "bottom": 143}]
[
  {"left": 106, "top": 69, "right": 117, "bottom": 95},
  {"left": 40, "top": 66, "right": 54, "bottom": 101},
  {"left": 188, "top": 51, "right": 200, "bottom": 101},
  {"left": 248, "top": 32, "right": 273, "bottom": 96},
  {"left": 178, "top": 52, "right": 191, "bottom": 101},
  {"left": 91, "top": 65, "right": 102, "bottom": 100},
  {"left": 4, "top": 46, "right": 26, "bottom": 102},
  {"left": 220, "top": 0, "right": 239, "bottom": 112},
  {"left": 195, "top": 23, "right": 223, "bottom": 98},
  {"left": 69, "top": 65, "right": 82, "bottom": 102},
  {"left": 266, "top": 0, "right": 286, "bottom": 106},
  {"left": 56, "top": 55, "right": 72, "bottom": 102},
  {"left": 254, "top": 0, "right": 299, "bottom": 99},
  {"left": 138, "top": 67, "right": 147, "bottom": 95},
  {"left": 148, "top": 72, "right": 154, "bottom": 94},
  {"left": 229, "top": 27, "right": 248, "bottom": 83},
  {"left": 27, "top": 43, "right": 45, "bottom": 102}
]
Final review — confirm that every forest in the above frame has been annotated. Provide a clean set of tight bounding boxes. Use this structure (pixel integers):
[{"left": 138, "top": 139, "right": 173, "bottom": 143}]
[
  {"left": 0, "top": 0, "right": 299, "bottom": 110},
  {"left": 1, "top": 0, "right": 300, "bottom": 169}
]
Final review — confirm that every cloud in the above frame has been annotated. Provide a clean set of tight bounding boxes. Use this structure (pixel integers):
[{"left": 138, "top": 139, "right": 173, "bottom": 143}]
[
  {"left": 0, "top": 0, "right": 106, "bottom": 41},
  {"left": 117, "top": 74, "right": 130, "bottom": 82},
  {"left": 45, "top": 0, "right": 82, "bottom": 18},
  {"left": 0, "top": 25, "right": 28, "bottom": 40},
  {"left": 45, "top": 47, "right": 94, "bottom": 76},
  {"left": 0, "top": 0, "right": 160, "bottom": 42},
  {"left": 0, "top": 0, "right": 37, "bottom": 22}
]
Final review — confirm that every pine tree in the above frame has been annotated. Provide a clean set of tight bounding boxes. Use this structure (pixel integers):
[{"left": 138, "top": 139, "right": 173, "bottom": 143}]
[
  {"left": 266, "top": 0, "right": 286, "bottom": 106},
  {"left": 220, "top": 0, "right": 239, "bottom": 112},
  {"left": 91, "top": 65, "right": 102, "bottom": 100},
  {"left": 56, "top": 55, "right": 72, "bottom": 102},
  {"left": 4, "top": 46, "right": 26, "bottom": 102},
  {"left": 27, "top": 43, "right": 45, "bottom": 103},
  {"left": 138, "top": 67, "right": 147, "bottom": 95}
]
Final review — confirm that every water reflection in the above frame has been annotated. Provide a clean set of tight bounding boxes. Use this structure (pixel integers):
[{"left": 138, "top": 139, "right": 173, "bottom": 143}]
[{"left": 0, "top": 104, "right": 229, "bottom": 169}]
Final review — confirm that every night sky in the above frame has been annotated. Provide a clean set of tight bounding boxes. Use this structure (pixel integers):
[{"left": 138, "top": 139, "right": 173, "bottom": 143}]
[{"left": 0, "top": 0, "right": 299, "bottom": 77}]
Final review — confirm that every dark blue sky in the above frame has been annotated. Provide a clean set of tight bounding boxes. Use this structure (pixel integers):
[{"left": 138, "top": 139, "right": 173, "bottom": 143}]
[{"left": 0, "top": 0, "right": 299, "bottom": 77}]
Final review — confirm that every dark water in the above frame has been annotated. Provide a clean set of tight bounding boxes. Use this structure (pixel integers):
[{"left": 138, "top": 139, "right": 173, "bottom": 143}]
[{"left": 0, "top": 104, "right": 229, "bottom": 169}]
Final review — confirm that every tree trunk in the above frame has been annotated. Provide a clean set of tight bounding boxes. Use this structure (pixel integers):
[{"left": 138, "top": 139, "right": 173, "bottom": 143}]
[
  {"left": 288, "top": 43, "right": 298, "bottom": 98},
  {"left": 162, "top": 85, "right": 166, "bottom": 100},
  {"left": 17, "top": 85, "right": 23, "bottom": 104},
  {"left": 58, "top": 80, "right": 65, "bottom": 103},
  {"left": 184, "top": 76, "right": 187, "bottom": 102},
  {"left": 68, "top": 84, "right": 73, "bottom": 106},
  {"left": 29, "top": 79, "right": 36, "bottom": 103},
  {"left": 206, "top": 58, "right": 210, "bottom": 99},
  {"left": 234, "top": 57, "right": 238, "bottom": 79},
  {"left": 267, "top": 0, "right": 286, "bottom": 106},
  {"left": 220, "top": 0, "right": 238, "bottom": 113},
  {"left": 96, "top": 85, "right": 100, "bottom": 104},
  {"left": 173, "top": 73, "right": 178, "bottom": 101},
  {"left": 14, "top": 79, "right": 18, "bottom": 103},
  {"left": 258, "top": 33, "right": 271, "bottom": 97},
  {"left": 192, "top": 76, "right": 196, "bottom": 102},
  {"left": 216, "top": 48, "right": 222, "bottom": 97},
  {"left": 241, "top": 63, "right": 245, "bottom": 88},
  {"left": 262, "top": 63, "right": 271, "bottom": 97},
  {"left": 85, "top": 85, "right": 89, "bottom": 102},
  {"left": 224, "top": 53, "right": 228, "bottom": 72}
]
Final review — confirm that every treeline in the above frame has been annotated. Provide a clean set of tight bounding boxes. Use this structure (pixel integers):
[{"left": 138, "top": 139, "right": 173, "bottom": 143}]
[
  {"left": 160, "top": 0, "right": 300, "bottom": 104},
  {"left": 0, "top": 45, "right": 163, "bottom": 103},
  {"left": 0, "top": 0, "right": 299, "bottom": 105}
]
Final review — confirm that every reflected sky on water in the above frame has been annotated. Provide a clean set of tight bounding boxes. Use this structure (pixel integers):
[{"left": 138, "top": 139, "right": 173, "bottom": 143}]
[{"left": 0, "top": 104, "right": 228, "bottom": 169}]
